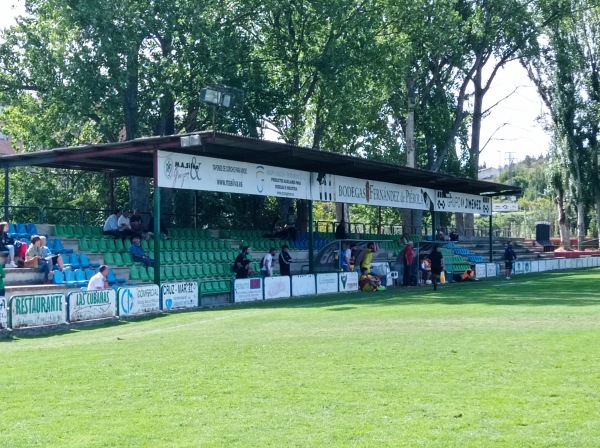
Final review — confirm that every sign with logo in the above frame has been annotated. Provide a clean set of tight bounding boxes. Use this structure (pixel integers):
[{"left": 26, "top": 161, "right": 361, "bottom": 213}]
[
  {"left": 530, "top": 261, "right": 539, "bottom": 273},
  {"left": 291, "top": 275, "right": 316, "bottom": 297},
  {"left": 486, "top": 263, "right": 497, "bottom": 277},
  {"left": 514, "top": 261, "right": 524, "bottom": 274},
  {"left": 69, "top": 289, "right": 117, "bottom": 322},
  {"left": 10, "top": 293, "right": 67, "bottom": 329},
  {"left": 475, "top": 263, "right": 487, "bottom": 278},
  {"left": 118, "top": 285, "right": 160, "bottom": 316},
  {"left": 264, "top": 276, "right": 291, "bottom": 300},
  {"left": 0, "top": 297, "right": 8, "bottom": 329},
  {"left": 316, "top": 273, "right": 339, "bottom": 294},
  {"left": 492, "top": 202, "right": 519, "bottom": 212},
  {"left": 338, "top": 272, "right": 359, "bottom": 292},
  {"left": 157, "top": 151, "right": 310, "bottom": 199},
  {"left": 161, "top": 282, "right": 198, "bottom": 310},
  {"left": 435, "top": 191, "right": 491, "bottom": 215},
  {"left": 312, "top": 173, "right": 435, "bottom": 211},
  {"left": 234, "top": 278, "right": 263, "bottom": 303}
]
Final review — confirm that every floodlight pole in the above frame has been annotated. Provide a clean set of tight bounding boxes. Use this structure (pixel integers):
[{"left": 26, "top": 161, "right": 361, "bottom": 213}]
[
  {"left": 489, "top": 198, "right": 493, "bottom": 262},
  {"left": 153, "top": 150, "right": 162, "bottom": 286},
  {"left": 4, "top": 166, "right": 8, "bottom": 221},
  {"left": 308, "top": 200, "right": 314, "bottom": 273}
]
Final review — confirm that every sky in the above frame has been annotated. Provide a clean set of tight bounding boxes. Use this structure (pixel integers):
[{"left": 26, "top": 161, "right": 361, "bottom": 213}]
[{"left": 0, "top": 0, "right": 550, "bottom": 170}]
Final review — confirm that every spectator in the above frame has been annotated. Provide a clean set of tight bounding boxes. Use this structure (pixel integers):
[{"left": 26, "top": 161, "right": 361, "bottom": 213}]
[
  {"left": 233, "top": 246, "right": 251, "bottom": 272},
  {"left": 236, "top": 259, "right": 252, "bottom": 279},
  {"left": 419, "top": 254, "right": 432, "bottom": 284},
  {"left": 39, "top": 236, "right": 65, "bottom": 272},
  {"left": 88, "top": 265, "right": 109, "bottom": 290},
  {"left": 436, "top": 231, "right": 447, "bottom": 242},
  {"left": 129, "top": 209, "right": 145, "bottom": 234},
  {"left": 461, "top": 266, "right": 479, "bottom": 281},
  {"left": 400, "top": 232, "right": 410, "bottom": 246},
  {"left": 402, "top": 241, "right": 415, "bottom": 287},
  {"left": 359, "top": 267, "right": 384, "bottom": 291},
  {"left": 361, "top": 242, "right": 378, "bottom": 273},
  {"left": 335, "top": 220, "right": 348, "bottom": 239},
  {"left": 260, "top": 247, "right": 277, "bottom": 278},
  {"left": 130, "top": 236, "right": 153, "bottom": 267},
  {"left": 341, "top": 243, "right": 352, "bottom": 272},
  {"left": 103, "top": 209, "right": 122, "bottom": 237},
  {"left": 147, "top": 215, "right": 170, "bottom": 239},
  {"left": 118, "top": 209, "right": 141, "bottom": 239},
  {"left": 25, "top": 235, "right": 54, "bottom": 283},
  {"left": 283, "top": 207, "right": 297, "bottom": 241},
  {"left": 0, "top": 262, "right": 4, "bottom": 296},
  {"left": 0, "top": 221, "right": 17, "bottom": 268},
  {"left": 428, "top": 244, "right": 445, "bottom": 291},
  {"left": 449, "top": 229, "right": 459, "bottom": 242},
  {"left": 504, "top": 241, "right": 517, "bottom": 280},
  {"left": 278, "top": 245, "right": 292, "bottom": 276}
]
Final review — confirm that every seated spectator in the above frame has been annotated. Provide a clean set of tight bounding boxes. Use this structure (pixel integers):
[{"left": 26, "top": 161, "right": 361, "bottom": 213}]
[
  {"left": 419, "top": 254, "right": 431, "bottom": 284},
  {"left": 359, "top": 267, "right": 385, "bottom": 291},
  {"left": 25, "top": 235, "right": 54, "bottom": 283},
  {"left": 461, "top": 265, "right": 479, "bottom": 281},
  {"left": 88, "top": 265, "right": 109, "bottom": 290},
  {"left": 39, "top": 236, "right": 65, "bottom": 272},
  {"left": 130, "top": 237, "right": 153, "bottom": 267},
  {"left": 335, "top": 220, "right": 348, "bottom": 239},
  {"left": 118, "top": 209, "right": 141, "bottom": 239},
  {"left": 449, "top": 229, "right": 459, "bottom": 242},
  {"left": 129, "top": 209, "right": 146, "bottom": 237},
  {"left": 147, "top": 215, "right": 170, "bottom": 239},
  {"left": 437, "top": 231, "right": 447, "bottom": 242},
  {"left": 283, "top": 207, "right": 297, "bottom": 241},
  {"left": 236, "top": 259, "right": 252, "bottom": 279},
  {"left": 340, "top": 243, "right": 352, "bottom": 272},
  {"left": 0, "top": 221, "right": 17, "bottom": 268},
  {"left": 103, "top": 209, "right": 125, "bottom": 238}
]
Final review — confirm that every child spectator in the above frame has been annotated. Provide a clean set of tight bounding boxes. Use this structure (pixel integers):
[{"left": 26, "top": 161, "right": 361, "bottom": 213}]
[{"left": 359, "top": 267, "right": 385, "bottom": 291}]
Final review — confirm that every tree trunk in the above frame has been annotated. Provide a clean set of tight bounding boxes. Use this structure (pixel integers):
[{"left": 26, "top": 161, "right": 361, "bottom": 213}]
[{"left": 556, "top": 185, "right": 570, "bottom": 249}]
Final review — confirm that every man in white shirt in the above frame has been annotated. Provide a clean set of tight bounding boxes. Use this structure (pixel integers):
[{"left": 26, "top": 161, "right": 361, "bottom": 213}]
[
  {"left": 88, "top": 265, "right": 109, "bottom": 290},
  {"left": 117, "top": 209, "right": 138, "bottom": 238},
  {"left": 103, "top": 210, "right": 122, "bottom": 237},
  {"left": 260, "top": 248, "right": 277, "bottom": 277}
]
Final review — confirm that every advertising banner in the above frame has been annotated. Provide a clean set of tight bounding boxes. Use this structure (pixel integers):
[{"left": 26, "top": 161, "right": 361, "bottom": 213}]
[
  {"left": 69, "top": 289, "right": 117, "bottom": 322},
  {"left": 264, "top": 276, "right": 291, "bottom": 300},
  {"left": 161, "top": 282, "right": 198, "bottom": 310},
  {"left": 10, "top": 293, "right": 67, "bottom": 329},
  {"left": 316, "top": 273, "right": 339, "bottom": 294},
  {"left": 538, "top": 260, "right": 546, "bottom": 272},
  {"left": 0, "top": 297, "right": 8, "bottom": 329},
  {"left": 514, "top": 261, "right": 524, "bottom": 274},
  {"left": 561, "top": 258, "right": 569, "bottom": 270},
  {"left": 234, "top": 278, "right": 263, "bottom": 303},
  {"left": 475, "top": 263, "right": 487, "bottom": 278},
  {"left": 523, "top": 261, "right": 531, "bottom": 274},
  {"left": 530, "top": 261, "right": 539, "bottom": 273},
  {"left": 576, "top": 258, "right": 583, "bottom": 269},
  {"left": 486, "top": 263, "right": 498, "bottom": 277},
  {"left": 435, "top": 191, "right": 491, "bottom": 216},
  {"left": 157, "top": 152, "right": 310, "bottom": 200},
  {"left": 548, "top": 259, "right": 559, "bottom": 271},
  {"left": 311, "top": 173, "right": 435, "bottom": 211},
  {"left": 338, "top": 272, "right": 359, "bottom": 292},
  {"left": 291, "top": 275, "right": 316, "bottom": 297},
  {"left": 118, "top": 285, "right": 160, "bottom": 317},
  {"left": 492, "top": 202, "right": 519, "bottom": 212}
]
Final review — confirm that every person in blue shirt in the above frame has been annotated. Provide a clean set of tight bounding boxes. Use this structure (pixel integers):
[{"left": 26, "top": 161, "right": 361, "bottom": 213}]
[
  {"left": 130, "top": 237, "right": 153, "bottom": 267},
  {"left": 504, "top": 241, "right": 517, "bottom": 279}
]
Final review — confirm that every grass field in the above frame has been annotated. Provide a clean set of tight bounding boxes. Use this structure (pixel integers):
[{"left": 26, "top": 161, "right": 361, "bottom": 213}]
[{"left": 2, "top": 270, "right": 600, "bottom": 447}]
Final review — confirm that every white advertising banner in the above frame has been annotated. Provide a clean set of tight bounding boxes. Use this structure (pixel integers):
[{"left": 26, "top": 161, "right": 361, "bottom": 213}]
[
  {"left": 548, "top": 259, "right": 559, "bottom": 270},
  {"left": 10, "top": 293, "right": 67, "bottom": 329},
  {"left": 514, "top": 261, "right": 524, "bottom": 274},
  {"left": 161, "top": 282, "right": 198, "bottom": 310},
  {"left": 338, "top": 272, "right": 359, "bottom": 292},
  {"left": 311, "top": 173, "right": 435, "bottom": 211},
  {"left": 69, "top": 289, "right": 117, "bottom": 322},
  {"left": 492, "top": 202, "right": 519, "bottom": 212},
  {"left": 538, "top": 260, "right": 546, "bottom": 272},
  {"left": 0, "top": 297, "right": 8, "bottom": 329},
  {"left": 594, "top": 257, "right": 600, "bottom": 267},
  {"left": 234, "top": 278, "right": 263, "bottom": 303},
  {"left": 523, "top": 261, "right": 531, "bottom": 274},
  {"left": 157, "top": 152, "right": 310, "bottom": 199},
  {"left": 475, "top": 263, "right": 487, "bottom": 278},
  {"left": 264, "top": 276, "right": 291, "bottom": 300},
  {"left": 292, "top": 275, "right": 316, "bottom": 297},
  {"left": 486, "top": 263, "right": 498, "bottom": 277},
  {"left": 561, "top": 258, "right": 569, "bottom": 270},
  {"left": 531, "top": 261, "right": 539, "bottom": 273},
  {"left": 576, "top": 258, "right": 583, "bottom": 269},
  {"left": 435, "top": 191, "right": 492, "bottom": 216},
  {"left": 316, "top": 273, "right": 339, "bottom": 294},
  {"left": 118, "top": 285, "right": 160, "bottom": 317},
  {"left": 584, "top": 257, "right": 592, "bottom": 268}
]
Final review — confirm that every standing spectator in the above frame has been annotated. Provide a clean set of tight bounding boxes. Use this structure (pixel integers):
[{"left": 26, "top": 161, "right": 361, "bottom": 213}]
[
  {"left": 260, "top": 247, "right": 277, "bottom": 278},
  {"left": 402, "top": 241, "right": 415, "bottom": 287},
  {"left": 130, "top": 237, "right": 153, "bottom": 267},
  {"left": 88, "top": 265, "right": 109, "bottom": 290},
  {"left": 103, "top": 209, "right": 122, "bottom": 238},
  {"left": 504, "top": 241, "right": 517, "bottom": 280},
  {"left": 25, "top": 235, "right": 54, "bottom": 283},
  {"left": 233, "top": 246, "right": 251, "bottom": 272},
  {"left": 449, "top": 229, "right": 460, "bottom": 242},
  {"left": 341, "top": 243, "right": 352, "bottom": 272},
  {"left": 0, "top": 221, "right": 17, "bottom": 268},
  {"left": 283, "top": 207, "right": 297, "bottom": 241},
  {"left": 39, "top": 236, "right": 65, "bottom": 272},
  {"left": 236, "top": 259, "right": 252, "bottom": 279},
  {"left": 400, "top": 232, "right": 410, "bottom": 246},
  {"left": 278, "top": 245, "right": 292, "bottom": 276},
  {"left": 428, "top": 244, "right": 445, "bottom": 291},
  {"left": 335, "top": 220, "right": 348, "bottom": 239}
]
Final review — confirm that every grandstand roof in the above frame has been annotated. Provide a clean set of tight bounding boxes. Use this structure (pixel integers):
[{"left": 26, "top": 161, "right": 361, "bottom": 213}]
[{"left": 0, "top": 131, "right": 520, "bottom": 197}]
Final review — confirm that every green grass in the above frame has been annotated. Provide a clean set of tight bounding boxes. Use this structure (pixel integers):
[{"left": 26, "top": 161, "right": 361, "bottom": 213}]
[{"left": 2, "top": 270, "right": 600, "bottom": 447}]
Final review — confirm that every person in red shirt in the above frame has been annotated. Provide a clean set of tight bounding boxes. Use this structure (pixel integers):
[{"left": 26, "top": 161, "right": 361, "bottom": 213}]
[{"left": 402, "top": 241, "right": 415, "bottom": 287}]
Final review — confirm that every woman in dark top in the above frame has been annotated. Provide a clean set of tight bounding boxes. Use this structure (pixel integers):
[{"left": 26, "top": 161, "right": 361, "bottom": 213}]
[
  {"left": 428, "top": 244, "right": 445, "bottom": 291},
  {"left": 0, "top": 222, "right": 17, "bottom": 268}
]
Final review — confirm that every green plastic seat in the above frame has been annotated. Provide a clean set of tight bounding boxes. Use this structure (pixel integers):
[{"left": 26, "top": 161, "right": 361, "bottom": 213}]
[
  {"left": 171, "top": 251, "right": 182, "bottom": 264},
  {"left": 104, "top": 252, "right": 116, "bottom": 265},
  {"left": 165, "top": 265, "right": 175, "bottom": 281},
  {"left": 79, "top": 238, "right": 92, "bottom": 252},
  {"left": 202, "top": 264, "right": 211, "bottom": 278},
  {"left": 129, "top": 266, "right": 142, "bottom": 282},
  {"left": 173, "top": 265, "right": 183, "bottom": 280},
  {"left": 139, "top": 267, "right": 151, "bottom": 282},
  {"left": 180, "top": 264, "right": 191, "bottom": 279},
  {"left": 180, "top": 252, "right": 189, "bottom": 263},
  {"left": 114, "top": 239, "right": 125, "bottom": 253},
  {"left": 113, "top": 252, "right": 125, "bottom": 267},
  {"left": 201, "top": 282, "right": 215, "bottom": 294},
  {"left": 88, "top": 238, "right": 101, "bottom": 253},
  {"left": 214, "top": 252, "right": 222, "bottom": 263},
  {"left": 164, "top": 252, "right": 174, "bottom": 264}
]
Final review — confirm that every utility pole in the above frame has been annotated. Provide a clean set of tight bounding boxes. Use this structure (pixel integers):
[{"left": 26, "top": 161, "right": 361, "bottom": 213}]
[{"left": 506, "top": 151, "right": 516, "bottom": 185}]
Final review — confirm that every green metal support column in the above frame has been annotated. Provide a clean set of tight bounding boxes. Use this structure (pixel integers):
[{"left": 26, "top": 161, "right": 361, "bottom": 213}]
[
  {"left": 4, "top": 166, "right": 8, "bottom": 221},
  {"left": 489, "top": 199, "right": 493, "bottom": 262},
  {"left": 430, "top": 202, "right": 436, "bottom": 242},
  {"left": 153, "top": 151, "right": 162, "bottom": 286},
  {"left": 308, "top": 200, "right": 314, "bottom": 273}
]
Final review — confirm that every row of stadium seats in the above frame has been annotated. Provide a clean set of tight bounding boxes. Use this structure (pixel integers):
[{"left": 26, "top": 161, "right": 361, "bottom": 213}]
[
  {"left": 79, "top": 237, "right": 234, "bottom": 254},
  {"left": 104, "top": 250, "right": 242, "bottom": 267},
  {"left": 129, "top": 264, "right": 235, "bottom": 282}
]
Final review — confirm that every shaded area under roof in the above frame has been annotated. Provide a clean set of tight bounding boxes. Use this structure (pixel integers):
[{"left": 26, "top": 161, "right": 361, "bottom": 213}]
[{"left": 0, "top": 131, "right": 521, "bottom": 197}]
